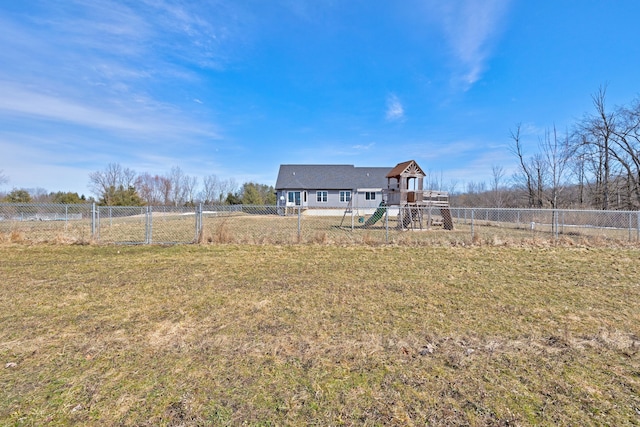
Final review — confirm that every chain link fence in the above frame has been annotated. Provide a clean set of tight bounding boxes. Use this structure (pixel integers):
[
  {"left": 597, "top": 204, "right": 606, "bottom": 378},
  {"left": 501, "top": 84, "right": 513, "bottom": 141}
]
[
  {"left": 0, "top": 203, "right": 94, "bottom": 243},
  {"left": 1, "top": 203, "right": 639, "bottom": 246}
]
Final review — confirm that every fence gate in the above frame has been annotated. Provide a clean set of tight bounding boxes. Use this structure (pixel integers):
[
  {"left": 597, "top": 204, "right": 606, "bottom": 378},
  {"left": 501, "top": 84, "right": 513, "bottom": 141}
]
[
  {"left": 95, "top": 206, "right": 199, "bottom": 244},
  {"left": 96, "top": 206, "right": 148, "bottom": 244}
]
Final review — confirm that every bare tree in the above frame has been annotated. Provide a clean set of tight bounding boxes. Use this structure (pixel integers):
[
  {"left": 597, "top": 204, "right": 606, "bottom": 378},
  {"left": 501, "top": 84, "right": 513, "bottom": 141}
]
[
  {"left": 455, "top": 180, "right": 488, "bottom": 207},
  {"left": 446, "top": 179, "right": 459, "bottom": 195},
  {"left": 136, "top": 173, "right": 165, "bottom": 205},
  {"left": 490, "top": 165, "right": 506, "bottom": 208},
  {"left": 574, "top": 86, "right": 616, "bottom": 209},
  {"left": 29, "top": 188, "right": 50, "bottom": 202},
  {"left": 88, "top": 163, "right": 137, "bottom": 206},
  {"left": 219, "top": 178, "right": 238, "bottom": 203},
  {"left": 0, "top": 170, "right": 8, "bottom": 186},
  {"left": 509, "top": 124, "right": 538, "bottom": 207},
  {"left": 183, "top": 175, "right": 199, "bottom": 205},
  {"left": 540, "top": 126, "right": 572, "bottom": 209},
  {"left": 159, "top": 176, "right": 172, "bottom": 206},
  {"left": 609, "top": 98, "right": 640, "bottom": 209},
  {"left": 201, "top": 174, "right": 221, "bottom": 204},
  {"left": 424, "top": 170, "right": 444, "bottom": 191},
  {"left": 168, "top": 166, "right": 187, "bottom": 206},
  {"left": 567, "top": 146, "right": 588, "bottom": 208}
]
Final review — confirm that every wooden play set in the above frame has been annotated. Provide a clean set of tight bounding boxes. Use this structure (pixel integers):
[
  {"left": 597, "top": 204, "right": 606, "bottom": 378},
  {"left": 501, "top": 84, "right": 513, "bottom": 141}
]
[
  {"left": 342, "top": 160, "right": 454, "bottom": 230},
  {"left": 383, "top": 160, "right": 454, "bottom": 230}
]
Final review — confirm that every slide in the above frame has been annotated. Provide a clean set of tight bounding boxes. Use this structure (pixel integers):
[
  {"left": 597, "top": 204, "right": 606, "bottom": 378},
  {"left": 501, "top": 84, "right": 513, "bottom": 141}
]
[{"left": 364, "top": 202, "right": 386, "bottom": 226}]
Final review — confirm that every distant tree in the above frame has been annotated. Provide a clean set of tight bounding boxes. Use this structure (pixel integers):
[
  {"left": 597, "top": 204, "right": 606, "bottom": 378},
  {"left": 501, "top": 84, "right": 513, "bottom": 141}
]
[
  {"left": 201, "top": 174, "right": 220, "bottom": 204},
  {"left": 199, "top": 176, "right": 243, "bottom": 205},
  {"left": 0, "top": 170, "right": 8, "bottom": 186},
  {"left": 159, "top": 175, "right": 172, "bottom": 206},
  {"left": 263, "top": 186, "right": 277, "bottom": 205},
  {"left": 183, "top": 175, "right": 198, "bottom": 206},
  {"left": 50, "top": 191, "right": 86, "bottom": 204},
  {"left": 98, "top": 185, "right": 144, "bottom": 206},
  {"left": 540, "top": 126, "right": 572, "bottom": 209},
  {"left": 446, "top": 179, "right": 459, "bottom": 195},
  {"left": 89, "top": 163, "right": 137, "bottom": 206},
  {"left": 219, "top": 178, "right": 239, "bottom": 203},
  {"left": 510, "top": 125, "right": 535, "bottom": 207},
  {"left": 3, "top": 189, "right": 32, "bottom": 203},
  {"left": 573, "top": 86, "right": 617, "bottom": 209},
  {"left": 136, "top": 173, "right": 164, "bottom": 205},
  {"left": 241, "top": 183, "right": 263, "bottom": 205},
  {"left": 490, "top": 165, "right": 506, "bottom": 208},
  {"left": 606, "top": 97, "right": 640, "bottom": 209},
  {"left": 240, "top": 182, "right": 276, "bottom": 205},
  {"left": 225, "top": 192, "right": 242, "bottom": 205},
  {"left": 28, "top": 188, "right": 50, "bottom": 202},
  {"left": 168, "top": 166, "right": 187, "bottom": 206}
]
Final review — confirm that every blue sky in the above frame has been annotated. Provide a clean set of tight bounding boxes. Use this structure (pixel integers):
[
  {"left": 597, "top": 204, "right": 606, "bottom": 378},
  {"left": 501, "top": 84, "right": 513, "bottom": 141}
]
[{"left": 1, "top": 0, "right": 640, "bottom": 197}]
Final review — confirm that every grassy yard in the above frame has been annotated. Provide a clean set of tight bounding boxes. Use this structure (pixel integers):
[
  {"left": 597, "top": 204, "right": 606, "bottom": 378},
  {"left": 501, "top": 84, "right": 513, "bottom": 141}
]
[
  {"left": 4, "top": 209, "right": 640, "bottom": 246},
  {"left": 1, "top": 244, "right": 640, "bottom": 425}
]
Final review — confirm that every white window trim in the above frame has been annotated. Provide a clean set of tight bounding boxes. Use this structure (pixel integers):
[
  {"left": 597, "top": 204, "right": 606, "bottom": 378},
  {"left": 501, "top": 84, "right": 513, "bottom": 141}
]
[{"left": 316, "top": 191, "right": 328, "bottom": 203}]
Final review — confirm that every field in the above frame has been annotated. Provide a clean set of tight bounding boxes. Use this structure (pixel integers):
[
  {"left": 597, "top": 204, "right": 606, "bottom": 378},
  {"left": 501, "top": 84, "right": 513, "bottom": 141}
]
[{"left": 2, "top": 244, "right": 640, "bottom": 425}]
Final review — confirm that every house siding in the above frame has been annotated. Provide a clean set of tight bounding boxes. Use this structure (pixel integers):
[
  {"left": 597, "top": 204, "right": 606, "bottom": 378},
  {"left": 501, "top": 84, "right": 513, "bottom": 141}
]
[
  {"left": 277, "top": 188, "right": 382, "bottom": 209},
  {"left": 275, "top": 164, "right": 390, "bottom": 209}
]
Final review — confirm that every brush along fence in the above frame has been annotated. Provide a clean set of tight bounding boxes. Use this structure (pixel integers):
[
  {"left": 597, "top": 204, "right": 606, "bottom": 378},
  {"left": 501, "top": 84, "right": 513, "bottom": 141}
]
[{"left": 1, "top": 203, "right": 639, "bottom": 245}]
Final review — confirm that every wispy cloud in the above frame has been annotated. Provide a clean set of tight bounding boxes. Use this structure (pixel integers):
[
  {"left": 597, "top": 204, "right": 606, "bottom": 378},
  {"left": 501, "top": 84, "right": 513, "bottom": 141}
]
[
  {"left": 426, "top": 0, "right": 511, "bottom": 88},
  {"left": 0, "top": 82, "right": 218, "bottom": 139},
  {"left": 352, "top": 143, "right": 375, "bottom": 151},
  {"left": 0, "top": 0, "right": 244, "bottom": 106},
  {"left": 0, "top": 1, "right": 238, "bottom": 177},
  {"left": 385, "top": 94, "right": 405, "bottom": 122},
  {"left": 0, "top": 0, "right": 248, "bottom": 196}
]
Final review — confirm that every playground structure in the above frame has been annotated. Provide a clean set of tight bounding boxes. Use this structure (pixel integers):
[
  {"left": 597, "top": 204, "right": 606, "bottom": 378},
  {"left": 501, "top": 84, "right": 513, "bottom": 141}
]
[
  {"left": 341, "top": 160, "right": 453, "bottom": 230},
  {"left": 364, "top": 202, "right": 387, "bottom": 226},
  {"left": 383, "top": 160, "right": 454, "bottom": 230}
]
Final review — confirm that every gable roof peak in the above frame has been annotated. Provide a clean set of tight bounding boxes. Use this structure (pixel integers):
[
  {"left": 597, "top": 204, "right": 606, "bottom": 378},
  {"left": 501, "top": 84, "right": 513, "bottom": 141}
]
[{"left": 386, "top": 160, "right": 426, "bottom": 178}]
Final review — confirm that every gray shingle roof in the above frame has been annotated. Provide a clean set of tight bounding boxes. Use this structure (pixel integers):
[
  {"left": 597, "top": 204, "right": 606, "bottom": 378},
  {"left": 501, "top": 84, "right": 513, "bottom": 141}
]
[{"left": 275, "top": 165, "right": 391, "bottom": 190}]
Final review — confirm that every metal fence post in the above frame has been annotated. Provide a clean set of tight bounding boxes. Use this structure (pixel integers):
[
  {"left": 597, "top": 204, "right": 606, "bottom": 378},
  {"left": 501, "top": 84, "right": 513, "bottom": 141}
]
[
  {"left": 196, "top": 203, "right": 203, "bottom": 243},
  {"left": 146, "top": 206, "right": 153, "bottom": 244},
  {"left": 471, "top": 209, "right": 475, "bottom": 241},
  {"left": 297, "top": 206, "right": 301, "bottom": 241},
  {"left": 385, "top": 205, "right": 389, "bottom": 243},
  {"left": 144, "top": 206, "right": 148, "bottom": 244},
  {"left": 91, "top": 202, "right": 96, "bottom": 240}
]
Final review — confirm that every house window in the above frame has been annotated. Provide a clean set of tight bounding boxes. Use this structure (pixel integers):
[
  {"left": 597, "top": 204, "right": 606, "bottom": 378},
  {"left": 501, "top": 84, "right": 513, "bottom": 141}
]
[
  {"left": 365, "top": 191, "right": 376, "bottom": 201},
  {"left": 316, "top": 191, "right": 328, "bottom": 203},
  {"left": 339, "top": 191, "right": 351, "bottom": 203},
  {"left": 287, "top": 191, "right": 301, "bottom": 206}
]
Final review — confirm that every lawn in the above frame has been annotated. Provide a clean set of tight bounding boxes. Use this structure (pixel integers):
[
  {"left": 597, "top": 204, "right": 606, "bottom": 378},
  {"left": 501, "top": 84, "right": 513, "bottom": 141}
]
[{"left": 1, "top": 244, "right": 640, "bottom": 425}]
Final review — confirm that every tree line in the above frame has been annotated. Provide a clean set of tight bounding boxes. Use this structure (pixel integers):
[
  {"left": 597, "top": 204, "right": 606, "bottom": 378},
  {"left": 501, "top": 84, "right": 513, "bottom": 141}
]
[
  {"left": 453, "top": 86, "right": 640, "bottom": 210},
  {"left": 87, "top": 164, "right": 276, "bottom": 206},
  {"left": 0, "top": 165, "right": 276, "bottom": 206}
]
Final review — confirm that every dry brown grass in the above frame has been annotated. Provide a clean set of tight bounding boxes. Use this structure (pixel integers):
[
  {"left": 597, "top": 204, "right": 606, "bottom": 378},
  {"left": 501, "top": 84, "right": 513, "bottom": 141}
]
[
  {"left": 4, "top": 210, "right": 640, "bottom": 247},
  {"left": 1, "top": 244, "right": 640, "bottom": 425}
]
